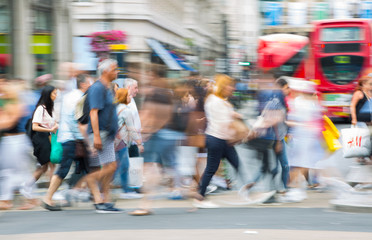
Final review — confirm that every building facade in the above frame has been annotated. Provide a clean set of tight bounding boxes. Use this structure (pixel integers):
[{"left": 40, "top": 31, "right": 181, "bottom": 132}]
[
  {"left": 71, "top": 0, "right": 226, "bottom": 76},
  {"left": 1, "top": 0, "right": 72, "bottom": 82}
]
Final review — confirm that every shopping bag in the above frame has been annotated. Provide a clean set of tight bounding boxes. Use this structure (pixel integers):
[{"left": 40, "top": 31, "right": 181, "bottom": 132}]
[
  {"left": 323, "top": 115, "right": 340, "bottom": 139},
  {"left": 322, "top": 129, "right": 342, "bottom": 152},
  {"left": 128, "top": 157, "right": 144, "bottom": 188},
  {"left": 341, "top": 126, "right": 371, "bottom": 158},
  {"left": 322, "top": 115, "right": 341, "bottom": 152},
  {"left": 50, "top": 131, "right": 63, "bottom": 164}
]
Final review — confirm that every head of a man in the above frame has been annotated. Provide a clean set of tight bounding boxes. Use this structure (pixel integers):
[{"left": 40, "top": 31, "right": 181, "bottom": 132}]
[
  {"left": 276, "top": 77, "right": 290, "bottom": 97},
  {"left": 98, "top": 59, "right": 119, "bottom": 83},
  {"left": 76, "top": 74, "right": 92, "bottom": 93},
  {"left": 123, "top": 78, "right": 138, "bottom": 98}
]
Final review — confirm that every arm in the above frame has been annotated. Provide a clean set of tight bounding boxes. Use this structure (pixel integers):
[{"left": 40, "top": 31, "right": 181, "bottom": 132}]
[
  {"left": 32, "top": 123, "right": 57, "bottom": 133},
  {"left": 0, "top": 103, "right": 23, "bottom": 130},
  {"left": 90, "top": 109, "right": 102, "bottom": 150},
  {"left": 350, "top": 91, "right": 363, "bottom": 125}
]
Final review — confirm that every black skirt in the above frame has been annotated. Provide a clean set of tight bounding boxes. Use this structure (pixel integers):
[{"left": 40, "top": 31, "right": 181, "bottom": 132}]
[{"left": 32, "top": 131, "right": 51, "bottom": 165}]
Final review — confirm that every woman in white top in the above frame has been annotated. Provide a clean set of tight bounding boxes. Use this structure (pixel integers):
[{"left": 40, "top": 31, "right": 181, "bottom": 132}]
[
  {"left": 195, "top": 74, "right": 243, "bottom": 208},
  {"left": 25, "top": 85, "right": 58, "bottom": 194},
  {"left": 114, "top": 88, "right": 143, "bottom": 198}
]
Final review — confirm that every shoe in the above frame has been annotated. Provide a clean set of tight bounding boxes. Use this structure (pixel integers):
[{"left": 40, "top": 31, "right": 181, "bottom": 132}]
[
  {"left": 119, "top": 192, "right": 144, "bottom": 200},
  {"left": 238, "top": 183, "right": 255, "bottom": 200},
  {"left": 193, "top": 199, "right": 220, "bottom": 209},
  {"left": 41, "top": 201, "right": 62, "bottom": 211},
  {"left": 52, "top": 190, "right": 67, "bottom": 201},
  {"left": 206, "top": 185, "right": 218, "bottom": 195},
  {"left": 94, "top": 203, "right": 123, "bottom": 213},
  {"left": 168, "top": 190, "right": 184, "bottom": 200},
  {"left": 129, "top": 209, "right": 153, "bottom": 216},
  {"left": 277, "top": 188, "right": 306, "bottom": 203},
  {"left": 20, "top": 183, "right": 34, "bottom": 199}
]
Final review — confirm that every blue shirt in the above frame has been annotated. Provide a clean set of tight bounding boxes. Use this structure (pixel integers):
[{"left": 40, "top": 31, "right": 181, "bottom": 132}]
[
  {"left": 87, "top": 81, "right": 118, "bottom": 139},
  {"left": 257, "top": 90, "right": 286, "bottom": 140}
]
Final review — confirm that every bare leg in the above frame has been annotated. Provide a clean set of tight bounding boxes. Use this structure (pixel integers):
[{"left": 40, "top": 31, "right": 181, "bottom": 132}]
[
  {"left": 43, "top": 175, "right": 63, "bottom": 206},
  {"left": 99, "top": 161, "right": 117, "bottom": 203},
  {"left": 85, "top": 168, "right": 102, "bottom": 204},
  {"left": 33, "top": 164, "right": 48, "bottom": 182}
]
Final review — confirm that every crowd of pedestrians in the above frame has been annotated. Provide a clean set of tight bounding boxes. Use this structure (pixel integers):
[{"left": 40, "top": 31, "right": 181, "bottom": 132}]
[{"left": 0, "top": 59, "right": 360, "bottom": 214}]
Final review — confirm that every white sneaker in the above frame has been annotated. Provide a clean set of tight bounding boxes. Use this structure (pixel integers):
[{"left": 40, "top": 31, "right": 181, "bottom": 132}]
[
  {"left": 278, "top": 188, "right": 306, "bottom": 203},
  {"left": 119, "top": 192, "right": 144, "bottom": 199},
  {"left": 206, "top": 185, "right": 218, "bottom": 195},
  {"left": 193, "top": 199, "right": 220, "bottom": 209},
  {"left": 20, "top": 183, "right": 34, "bottom": 199},
  {"left": 52, "top": 190, "right": 67, "bottom": 201}
]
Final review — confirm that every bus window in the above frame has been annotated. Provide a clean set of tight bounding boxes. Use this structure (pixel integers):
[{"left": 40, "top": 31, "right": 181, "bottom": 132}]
[
  {"left": 320, "top": 27, "right": 364, "bottom": 42},
  {"left": 320, "top": 55, "right": 364, "bottom": 85},
  {"left": 273, "top": 46, "right": 307, "bottom": 78}
]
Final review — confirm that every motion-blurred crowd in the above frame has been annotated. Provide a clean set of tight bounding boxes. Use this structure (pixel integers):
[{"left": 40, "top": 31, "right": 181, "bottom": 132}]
[{"left": 0, "top": 59, "right": 350, "bottom": 214}]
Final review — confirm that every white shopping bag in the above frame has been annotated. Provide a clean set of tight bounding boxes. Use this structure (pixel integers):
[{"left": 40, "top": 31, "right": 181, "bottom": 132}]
[
  {"left": 341, "top": 126, "right": 371, "bottom": 158},
  {"left": 128, "top": 157, "right": 144, "bottom": 188},
  {"left": 176, "top": 146, "right": 198, "bottom": 176}
]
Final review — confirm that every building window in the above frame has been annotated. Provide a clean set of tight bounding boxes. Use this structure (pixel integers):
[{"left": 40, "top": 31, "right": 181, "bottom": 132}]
[
  {"left": 0, "top": 0, "right": 11, "bottom": 75},
  {"left": 33, "top": 9, "right": 52, "bottom": 32}
]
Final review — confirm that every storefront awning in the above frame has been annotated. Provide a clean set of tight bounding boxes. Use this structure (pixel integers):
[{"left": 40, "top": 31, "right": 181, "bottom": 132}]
[
  {"left": 146, "top": 39, "right": 183, "bottom": 70},
  {"left": 169, "top": 52, "right": 197, "bottom": 72}
]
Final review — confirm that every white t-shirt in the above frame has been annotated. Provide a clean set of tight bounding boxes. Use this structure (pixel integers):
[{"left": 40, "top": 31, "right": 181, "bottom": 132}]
[
  {"left": 204, "top": 94, "right": 234, "bottom": 140},
  {"left": 32, "top": 105, "right": 55, "bottom": 129},
  {"left": 58, "top": 89, "right": 84, "bottom": 143},
  {"left": 128, "top": 98, "right": 141, "bottom": 144}
]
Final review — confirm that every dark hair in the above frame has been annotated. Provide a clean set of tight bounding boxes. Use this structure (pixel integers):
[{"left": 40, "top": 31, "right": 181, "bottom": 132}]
[
  {"left": 76, "top": 74, "right": 89, "bottom": 89},
  {"left": 35, "top": 85, "right": 55, "bottom": 117},
  {"left": 275, "top": 77, "right": 289, "bottom": 88}
]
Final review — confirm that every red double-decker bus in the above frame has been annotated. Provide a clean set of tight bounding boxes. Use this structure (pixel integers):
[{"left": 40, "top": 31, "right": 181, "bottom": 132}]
[
  {"left": 257, "top": 34, "right": 308, "bottom": 79},
  {"left": 258, "top": 19, "right": 372, "bottom": 119},
  {"left": 309, "top": 19, "right": 372, "bottom": 119}
]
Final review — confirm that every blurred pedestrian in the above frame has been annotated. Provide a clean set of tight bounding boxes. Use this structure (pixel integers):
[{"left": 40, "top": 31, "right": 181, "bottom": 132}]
[
  {"left": 283, "top": 79, "right": 325, "bottom": 202},
  {"left": 123, "top": 78, "right": 142, "bottom": 158},
  {"left": 270, "top": 77, "right": 291, "bottom": 191},
  {"left": 350, "top": 75, "right": 372, "bottom": 126},
  {"left": 87, "top": 58, "right": 121, "bottom": 213},
  {"left": 0, "top": 80, "right": 38, "bottom": 210},
  {"left": 22, "top": 85, "right": 59, "bottom": 198},
  {"left": 194, "top": 74, "right": 243, "bottom": 208},
  {"left": 114, "top": 88, "right": 144, "bottom": 199},
  {"left": 42, "top": 74, "right": 92, "bottom": 211}
]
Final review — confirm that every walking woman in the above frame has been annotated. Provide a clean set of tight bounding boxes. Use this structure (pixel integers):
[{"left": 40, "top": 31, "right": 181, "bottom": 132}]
[
  {"left": 194, "top": 74, "right": 243, "bottom": 208},
  {"left": 350, "top": 75, "right": 372, "bottom": 164},
  {"left": 22, "top": 85, "right": 58, "bottom": 196},
  {"left": 114, "top": 88, "right": 144, "bottom": 199},
  {"left": 350, "top": 75, "right": 372, "bottom": 125}
]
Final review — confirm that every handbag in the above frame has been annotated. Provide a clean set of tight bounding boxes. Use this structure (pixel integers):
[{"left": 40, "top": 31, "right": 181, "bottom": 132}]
[
  {"left": 50, "top": 131, "right": 63, "bottom": 164},
  {"left": 229, "top": 118, "right": 250, "bottom": 145},
  {"left": 341, "top": 125, "right": 371, "bottom": 158},
  {"left": 75, "top": 140, "right": 87, "bottom": 159}
]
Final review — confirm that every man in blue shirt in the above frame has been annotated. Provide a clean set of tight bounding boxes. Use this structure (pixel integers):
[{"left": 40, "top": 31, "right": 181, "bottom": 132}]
[{"left": 87, "top": 59, "right": 120, "bottom": 213}]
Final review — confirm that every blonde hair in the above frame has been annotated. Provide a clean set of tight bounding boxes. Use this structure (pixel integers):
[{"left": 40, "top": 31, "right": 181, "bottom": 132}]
[
  {"left": 214, "top": 74, "right": 234, "bottom": 98},
  {"left": 115, "top": 88, "right": 130, "bottom": 105}
]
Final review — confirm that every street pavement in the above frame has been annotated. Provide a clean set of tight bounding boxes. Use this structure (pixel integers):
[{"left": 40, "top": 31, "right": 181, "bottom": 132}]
[{"left": 1, "top": 191, "right": 372, "bottom": 240}]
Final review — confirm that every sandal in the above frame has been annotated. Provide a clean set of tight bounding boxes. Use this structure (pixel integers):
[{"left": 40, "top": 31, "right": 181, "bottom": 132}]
[
  {"left": 129, "top": 209, "right": 153, "bottom": 216},
  {"left": 0, "top": 201, "right": 13, "bottom": 210}
]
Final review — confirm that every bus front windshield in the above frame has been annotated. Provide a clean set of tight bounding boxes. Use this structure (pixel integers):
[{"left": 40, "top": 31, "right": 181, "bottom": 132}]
[
  {"left": 272, "top": 46, "right": 307, "bottom": 78},
  {"left": 320, "top": 55, "right": 364, "bottom": 85}
]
